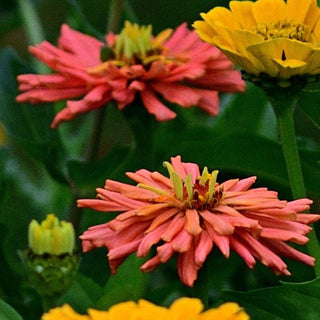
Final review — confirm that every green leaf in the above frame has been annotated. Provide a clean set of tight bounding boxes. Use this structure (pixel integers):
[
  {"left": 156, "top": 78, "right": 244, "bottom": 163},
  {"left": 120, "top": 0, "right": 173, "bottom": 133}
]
[
  {"left": 222, "top": 277, "right": 320, "bottom": 320},
  {"left": 68, "top": 144, "right": 131, "bottom": 197},
  {"left": 214, "top": 84, "right": 271, "bottom": 135},
  {"left": 58, "top": 272, "right": 104, "bottom": 313},
  {"left": 298, "top": 90, "right": 320, "bottom": 130},
  {"left": 0, "top": 47, "right": 57, "bottom": 144},
  {"left": 0, "top": 47, "right": 69, "bottom": 183},
  {"left": 0, "top": 299, "right": 23, "bottom": 320},
  {"left": 156, "top": 131, "right": 320, "bottom": 199},
  {"left": 95, "top": 254, "right": 148, "bottom": 310}
]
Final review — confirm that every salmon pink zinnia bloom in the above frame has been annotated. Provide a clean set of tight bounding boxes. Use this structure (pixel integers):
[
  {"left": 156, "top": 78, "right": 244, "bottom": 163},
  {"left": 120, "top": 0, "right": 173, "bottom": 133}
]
[
  {"left": 78, "top": 156, "right": 320, "bottom": 287},
  {"left": 16, "top": 22, "right": 245, "bottom": 128}
]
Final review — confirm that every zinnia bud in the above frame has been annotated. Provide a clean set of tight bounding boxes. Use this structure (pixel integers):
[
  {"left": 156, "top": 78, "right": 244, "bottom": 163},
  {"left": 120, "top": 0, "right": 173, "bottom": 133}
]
[{"left": 20, "top": 214, "right": 79, "bottom": 299}]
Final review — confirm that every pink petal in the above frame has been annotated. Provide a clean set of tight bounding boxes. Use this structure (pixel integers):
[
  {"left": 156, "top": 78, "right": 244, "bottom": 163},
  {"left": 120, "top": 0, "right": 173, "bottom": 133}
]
[
  {"left": 140, "top": 89, "right": 177, "bottom": 121},
  {"left": 151, "top": 82, "right": 201, "bottom": 107}
]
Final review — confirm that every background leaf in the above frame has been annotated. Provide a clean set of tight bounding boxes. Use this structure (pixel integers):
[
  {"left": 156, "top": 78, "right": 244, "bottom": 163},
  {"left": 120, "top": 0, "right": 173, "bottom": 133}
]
[
  {"left": 222, "top": 277, "right": 320, "bottom": 320},
  {"left": 0, "top": 300, "right": 23, "bottom": 320}
]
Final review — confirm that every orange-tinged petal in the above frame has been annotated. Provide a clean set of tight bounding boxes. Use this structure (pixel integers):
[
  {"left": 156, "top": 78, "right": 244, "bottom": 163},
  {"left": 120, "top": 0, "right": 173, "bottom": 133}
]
[
  {"left": 230, "top": 1, "right": 256, "bottom": 29},
  {"left": 185, "top": 209, "right": 202, "bottom": 235},
  {"left": 252, "top": 0, "right": 286, "bottom": 23},
  {"left": 201, "top": 211, "right": 235, "bottom": 235},
  {"left": 145, "top": 208, "right": 179, "bottom": 233}
]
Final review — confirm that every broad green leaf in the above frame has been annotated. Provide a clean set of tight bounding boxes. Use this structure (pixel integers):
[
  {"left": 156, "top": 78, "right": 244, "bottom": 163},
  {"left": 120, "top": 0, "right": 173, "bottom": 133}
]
[
  {"left": 0, "top": 299, "right": 23, "bottom": 320},
  {"left": 0, "top": 47, "right": 69, "bottom": 182},
  {"left": 68, "top": 144, "right": 131, "bottom": 197},
  {"left": 214, "top": 84, "right": 271, "bottom": 135},
  {"left": 0, "top": 47, "right": 57, "bottom": 145},
  {"left": 222, "top": 277, "right": 320, "bottom": 320},
  {"left": 0, "top": 144, "right": 71, "bottom": 276},
  {"left": 298, "top": 90, "right": 320, "bottom": 130},
  {"left": 58, "top": 272, "right": 104, "bottom": 313},
  {"left": 95, "top": 254, "right": 148, "bottom": 310},
  {"left": 155, "top": 130, "right": 320, "bottom": 199}
]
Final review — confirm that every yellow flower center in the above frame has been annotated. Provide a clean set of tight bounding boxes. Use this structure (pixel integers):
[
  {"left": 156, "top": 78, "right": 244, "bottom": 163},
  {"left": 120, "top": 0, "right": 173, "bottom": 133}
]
[{"left": 253, "top": 20, "right": 310, "bottom": 42}]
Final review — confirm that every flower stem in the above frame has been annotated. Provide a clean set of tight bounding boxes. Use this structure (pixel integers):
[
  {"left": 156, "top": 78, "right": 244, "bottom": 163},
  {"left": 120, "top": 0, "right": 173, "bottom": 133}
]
[
  {"left": 41, "top": 296, "right": 59, "bottom": 313},
  {"left": 123, "top": 103, "right": 157, "bottom": 169},
  {"left": 107, "top": 0, "right": 124, "bottom": 33},
  {"left": 69, "top": 0, "right": 124, "bottom": 232},
  {"left": 269, "top": 93, "right": 320, "bottom": 276},
  {"left": 192, "top": 263, "right": 209, "bottom": 309},
  {"left": 17, "top": 0, "right": 48, "bottom": 74}
]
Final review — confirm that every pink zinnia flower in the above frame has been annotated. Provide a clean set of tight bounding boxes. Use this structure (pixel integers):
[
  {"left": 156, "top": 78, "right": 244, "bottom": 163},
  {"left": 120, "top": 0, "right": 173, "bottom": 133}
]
[
  {"left": 16, "top": 22, "right": 245, "bottom": 128},
  {"left": 79, "top": 156, "right": 320, "bottom": 287}
]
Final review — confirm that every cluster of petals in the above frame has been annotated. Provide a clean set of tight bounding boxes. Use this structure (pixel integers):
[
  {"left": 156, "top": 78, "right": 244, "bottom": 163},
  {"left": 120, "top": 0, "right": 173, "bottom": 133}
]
[
  {"left": 193, "top": 0, "right": 320, "bottom": 79},
  {"left": 79, "top": 156, "right": 320, "bottom": 287},
  {"left": 16, "top": 23, "right": 245, "bottom": 128},
  {"left": 41, "top": 297, "right": 249, "bottom": 320}
]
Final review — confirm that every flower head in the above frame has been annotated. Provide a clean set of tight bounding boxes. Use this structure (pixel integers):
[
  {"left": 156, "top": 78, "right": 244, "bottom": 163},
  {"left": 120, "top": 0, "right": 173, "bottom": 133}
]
[
  {"left": 41, "top": 298, "right": 249, "bottom": 320},
  {"left": 16, "top": 22, "right": 245, "bottom": 128},
  {"left": 193, "top": 0, "right": 320, "bottom": 86},
  {"left": 79, "top": 156, "right": 320, "bottom": 287}
]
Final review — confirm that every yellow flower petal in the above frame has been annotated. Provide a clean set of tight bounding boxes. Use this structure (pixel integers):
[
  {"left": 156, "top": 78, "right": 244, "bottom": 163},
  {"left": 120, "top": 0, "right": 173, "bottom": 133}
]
[
  {"left": 230, "top": 1, "right": 256, "bottom": 29},
  {"left": 252, "top": 0, "right": 286, "bottom": 23},
  {"left": 287, "top": 0, "right": 314, "bottom": 24},
  {"left": 193, "top": 20, "right": 215, "bottom": 43},
  {"left": 199, "top": 302, "right": 250, "bottom": 320},
  {"left": 305, "top": 1, "right": 320, "bottom": 31},
  {"left": 42, "top": 305, "right": 89, "bottom": 320},
  {"left": 313, "top": 18, "right": 320, "bottom": 43},
  {"left": 169, "top": 297, "right": 203, "bottom": 320},
  {"left": 247, "top": 38, "right": 314, "bottom": 77},
  {"left": 137, "top": 300, "right": 167, "bottom": 319},
  {"left": 108, "top": 301, "right": 137, "bottom": 320},
  {"left": 87, "top": 309, "right": 109, "bottom": 320},
  {"left": 200, "top": 7, "right": 240, "bottom": 30},
  {"left": 222, "top": 29, "right": 267, "bottom": 74},
  {"left": 215, "top": 43, "right": 261, "bottom": 75},
  {"left": 306, "top": 49, "right": 320, "bottom": 73}
]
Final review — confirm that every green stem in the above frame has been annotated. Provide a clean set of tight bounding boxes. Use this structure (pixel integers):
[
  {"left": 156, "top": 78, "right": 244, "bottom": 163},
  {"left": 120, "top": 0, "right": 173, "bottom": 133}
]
[
  {"left": 123, "top": 103, "right": 157, "bottom": 169},
  {"left": 41, "top": 295, "right": 59, "bottom": 313},
  {"left": 192, "top": 263, "right": 209, "bottom": 308},
  {"left": 107, "top": 0, "right": 124, "bottom": 33},
  {"left": 69, "top": 0, "right": 124, "bottom": 231},
  {"left": 269, "top": 94, "right": 320, "bottom": 276}
]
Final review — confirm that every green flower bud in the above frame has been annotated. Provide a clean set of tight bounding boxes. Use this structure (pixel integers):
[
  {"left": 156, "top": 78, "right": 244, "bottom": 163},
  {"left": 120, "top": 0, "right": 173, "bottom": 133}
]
[{"left": 20, "top": 214, "right": 79, "bottom": 303}]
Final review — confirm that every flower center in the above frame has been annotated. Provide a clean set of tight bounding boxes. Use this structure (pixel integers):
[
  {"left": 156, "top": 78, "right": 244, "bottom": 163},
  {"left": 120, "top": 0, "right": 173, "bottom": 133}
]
[
  {"left": 164, "top": 162, "right": 222, "bottom": 211},
  {"left": 253, "top": 20, "right": 310, "bottom": 42},
  {"left": 182, "top": 176, "right": 223, "bottom": 211},
  {"left": 137, "top": 163, "right": 223, "bottom": 211},
  {"left": 110, "top": 21, "right": 173, "bottom": 66}
]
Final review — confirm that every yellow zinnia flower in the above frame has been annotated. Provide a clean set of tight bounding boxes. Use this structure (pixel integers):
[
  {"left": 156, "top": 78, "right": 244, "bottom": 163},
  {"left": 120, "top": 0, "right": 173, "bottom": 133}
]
[
  {"left": 194, "top": 0, "right": 320, "bottom": 83},
  {"left": 41, "top": 298, "right": 250, "bottom": 320}
]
